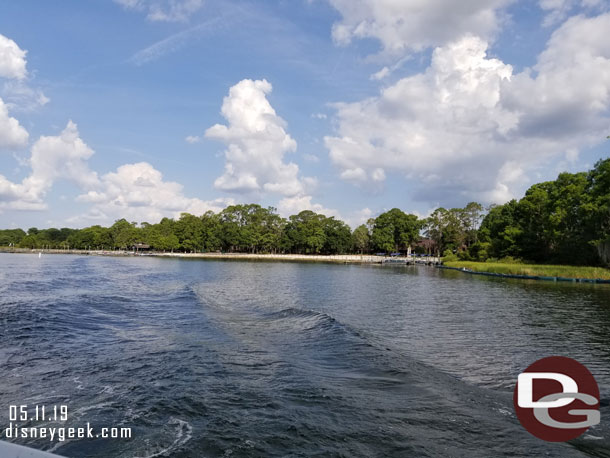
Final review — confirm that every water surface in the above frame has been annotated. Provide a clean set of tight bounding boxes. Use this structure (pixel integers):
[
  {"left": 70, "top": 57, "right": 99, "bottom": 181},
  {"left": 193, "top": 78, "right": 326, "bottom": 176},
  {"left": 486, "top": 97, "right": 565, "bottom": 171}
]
[{"left": 1, "top": 253, "right": 609, "bottom": 457}]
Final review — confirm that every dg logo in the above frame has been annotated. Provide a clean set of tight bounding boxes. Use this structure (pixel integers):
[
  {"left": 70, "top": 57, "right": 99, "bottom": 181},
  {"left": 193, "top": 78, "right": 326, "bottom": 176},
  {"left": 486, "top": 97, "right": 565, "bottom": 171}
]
[{"left": 514, "top": 356, "right": 600, "bottom": 442}]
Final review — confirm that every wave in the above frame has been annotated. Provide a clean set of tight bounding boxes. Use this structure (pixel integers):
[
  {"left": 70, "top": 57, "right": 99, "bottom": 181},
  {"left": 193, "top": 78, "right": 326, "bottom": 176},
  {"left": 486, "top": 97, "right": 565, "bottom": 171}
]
[{"left": 261, "top": 306, "right": 374, "bottom": 348}]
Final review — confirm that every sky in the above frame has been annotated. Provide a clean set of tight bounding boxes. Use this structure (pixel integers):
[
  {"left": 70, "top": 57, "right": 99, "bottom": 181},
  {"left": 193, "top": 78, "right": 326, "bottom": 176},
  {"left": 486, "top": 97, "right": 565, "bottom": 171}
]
[{"left": 0, "top": 0, "right": 609, "bottom": 229}]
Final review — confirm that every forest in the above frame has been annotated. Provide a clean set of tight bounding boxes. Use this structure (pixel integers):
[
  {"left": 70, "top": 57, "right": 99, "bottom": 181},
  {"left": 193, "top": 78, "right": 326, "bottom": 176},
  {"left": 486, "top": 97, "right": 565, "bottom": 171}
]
[{"left": 1, "top": 158, "right": 609, "bottom": 266}]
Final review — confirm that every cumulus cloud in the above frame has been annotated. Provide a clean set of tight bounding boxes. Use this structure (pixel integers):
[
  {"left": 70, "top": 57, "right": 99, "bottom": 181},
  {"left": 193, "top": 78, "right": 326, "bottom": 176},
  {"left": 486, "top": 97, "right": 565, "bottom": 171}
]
[
  {"left": 76, "top": 162, "right": 232, "bottom": 223},
  {"left": 0, "top": 34, "right": 27, "bottom": 80},
  {"left": 325, "top": 13, "right": 610, "bottom": 206},
  {"left": 0, "top": 34, "right": 49, "bottom": 112},
  {"left": 25, "top": 121, "right": 100, "bottom": 195},
  {"left": 204, "top": 78, "right": 337, "bottom": 219},
  {"left": 327, "top": 0, "right": 513, "bottom": 56},
  {"left": 0, "top": 121, "right": 98, "bottom": 211},
  {"left": 115, "top": 0, "right": 204, "bottom": 22},
  {"left": 0, "top": 122, "right": 229, "bottom": 222},
  {"left": 503, "top": 13, "right": 610, "bottom": 140},
  {"left": 205, "top": 79, "right": 310, "bottom": 197},
  {"left": 0, "top": 34, "right": 35, "bottom": 151},
  {"left": 0, "top": 97, "right": 29, "bottom": 149}
]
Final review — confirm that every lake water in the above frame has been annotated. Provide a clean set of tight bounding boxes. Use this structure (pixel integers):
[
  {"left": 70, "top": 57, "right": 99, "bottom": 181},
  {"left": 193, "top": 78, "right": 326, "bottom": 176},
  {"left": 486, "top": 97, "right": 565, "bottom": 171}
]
[{"left": 1, "top": 253, "right": 610, "bottom": 457}]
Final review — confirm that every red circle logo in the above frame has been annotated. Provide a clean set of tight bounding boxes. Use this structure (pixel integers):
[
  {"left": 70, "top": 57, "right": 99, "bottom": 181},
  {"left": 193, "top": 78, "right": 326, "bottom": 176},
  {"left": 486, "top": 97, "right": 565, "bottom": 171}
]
[{"left": 513, "top": 356, "right": 600, "bottom": 442}]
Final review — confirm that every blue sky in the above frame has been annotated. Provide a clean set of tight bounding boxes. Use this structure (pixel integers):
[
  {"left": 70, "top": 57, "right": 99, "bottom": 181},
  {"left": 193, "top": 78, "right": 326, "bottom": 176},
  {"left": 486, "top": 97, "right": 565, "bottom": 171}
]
[{"left": 0, "top": 0, "right": 609, "bottom": 229}]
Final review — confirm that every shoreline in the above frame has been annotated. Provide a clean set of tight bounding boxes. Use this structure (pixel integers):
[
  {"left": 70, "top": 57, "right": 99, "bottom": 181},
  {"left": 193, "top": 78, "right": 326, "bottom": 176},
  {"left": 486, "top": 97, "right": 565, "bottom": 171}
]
[
  {"left": 439, "top": 263, "right": 610, "bottom": 284},
  {"left": 0, "top": 248, "right": 440, "bottom": 265}
]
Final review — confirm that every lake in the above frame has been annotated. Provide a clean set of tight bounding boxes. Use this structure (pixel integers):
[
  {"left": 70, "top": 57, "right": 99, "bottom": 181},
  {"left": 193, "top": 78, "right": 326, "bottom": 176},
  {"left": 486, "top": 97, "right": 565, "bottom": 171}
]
[{"left": 1, "top": 253, "right": 609, "bottom": 457}]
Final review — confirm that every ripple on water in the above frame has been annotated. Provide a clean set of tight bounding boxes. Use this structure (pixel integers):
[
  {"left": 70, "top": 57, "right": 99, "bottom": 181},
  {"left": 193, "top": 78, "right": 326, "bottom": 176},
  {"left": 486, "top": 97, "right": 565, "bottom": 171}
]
[{"left": 1, "top": 254, "right": 610, "bottom": 457}]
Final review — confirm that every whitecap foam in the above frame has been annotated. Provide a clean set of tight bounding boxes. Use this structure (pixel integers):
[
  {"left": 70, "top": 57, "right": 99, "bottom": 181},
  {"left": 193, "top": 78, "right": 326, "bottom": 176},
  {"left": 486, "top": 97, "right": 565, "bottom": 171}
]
[
  {"left": 72, "top": 401, "right": 114, "bottom": 416},
  {"left": 134, "top": 417, "right": 194, "bottom": 458},
  {"left": 99, "top": 385, "right": 115, "bottom": 395},
  {"left": 584, "top": 434, "right": 604, "bottom": 440},
  {"left": 48, "top": 439, "right": 72, "bottom": 454},
  {"left": 73, "top": 376, "right": 84, "bottom": 390}
]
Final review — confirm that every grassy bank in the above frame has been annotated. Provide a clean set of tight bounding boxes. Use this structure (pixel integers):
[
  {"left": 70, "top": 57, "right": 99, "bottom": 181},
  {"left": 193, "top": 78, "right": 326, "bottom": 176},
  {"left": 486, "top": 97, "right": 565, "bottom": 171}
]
[{"left": 443, "top": 261, "right": 610, "bottom": 280}]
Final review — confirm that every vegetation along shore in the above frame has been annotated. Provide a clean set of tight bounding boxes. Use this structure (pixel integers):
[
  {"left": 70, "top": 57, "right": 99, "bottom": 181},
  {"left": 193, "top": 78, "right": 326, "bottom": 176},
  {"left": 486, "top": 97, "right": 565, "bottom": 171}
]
[
  {"left": 1, "top": 159, "right": 610, "bottom": 272},
  {"left": 443, "top": 261, "right": 610, "bottom": 281}
]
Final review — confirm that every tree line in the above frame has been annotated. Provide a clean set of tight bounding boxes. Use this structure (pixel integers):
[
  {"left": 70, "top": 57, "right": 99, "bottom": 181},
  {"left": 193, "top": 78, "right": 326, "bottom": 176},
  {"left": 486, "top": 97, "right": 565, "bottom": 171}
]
[
  {"left": 0, "top": 205, "right": 430, "bottom": 256},
  {"left": 473, "top": 158, "right": 610, "bottom": 265},
  {"left": 2, "top": 158, "right": 609, "bottom": 265}
]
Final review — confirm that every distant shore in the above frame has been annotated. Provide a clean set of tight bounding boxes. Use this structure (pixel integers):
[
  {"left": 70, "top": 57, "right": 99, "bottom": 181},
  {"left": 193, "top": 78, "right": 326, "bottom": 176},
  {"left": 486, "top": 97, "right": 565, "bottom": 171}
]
[
  {"left": 0, "top": 248, "right": 441, "bottom": 265},
  {"left": 443, "top": 260, "right": 610, "bottom": 282}
]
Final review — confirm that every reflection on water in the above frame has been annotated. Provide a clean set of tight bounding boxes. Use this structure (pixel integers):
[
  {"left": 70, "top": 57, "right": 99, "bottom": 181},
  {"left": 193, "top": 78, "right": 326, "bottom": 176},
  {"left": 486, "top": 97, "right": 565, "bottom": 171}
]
[{"left": 0, "top": 253, "right": 609, "bottom": 457}]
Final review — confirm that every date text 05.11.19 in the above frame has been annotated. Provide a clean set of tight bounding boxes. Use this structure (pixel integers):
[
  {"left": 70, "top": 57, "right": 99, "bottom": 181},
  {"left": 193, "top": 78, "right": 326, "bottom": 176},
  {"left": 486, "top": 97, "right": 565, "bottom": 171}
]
[{"left": 9, "top": 405, "right": 68, "bottom": 422}]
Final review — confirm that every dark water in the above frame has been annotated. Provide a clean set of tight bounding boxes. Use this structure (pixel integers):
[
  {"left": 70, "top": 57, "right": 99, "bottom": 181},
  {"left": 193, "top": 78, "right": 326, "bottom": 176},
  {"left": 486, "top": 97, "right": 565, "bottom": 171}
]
[{"left": 1, "top": 253, "right": 610, "bottom": 457}]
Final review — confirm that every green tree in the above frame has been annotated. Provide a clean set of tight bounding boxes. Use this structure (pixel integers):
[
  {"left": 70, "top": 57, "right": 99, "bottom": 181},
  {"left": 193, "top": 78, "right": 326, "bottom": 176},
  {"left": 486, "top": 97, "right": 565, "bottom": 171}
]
[
  {"left": 423, "top": 208, "right": 448, "bottom": 256},
  {"left": 587, "top": 158, "right": 610, "bottom": 265},
  {"left": 352, "top": 225, "right": 370, "bottom": 254},
  {"left": 110, "top": 219, "right": 139, "bottom": 249},
  {"left": 284, "top": 210, "right": 326, "bottom": 254},
  {"left": 372, "top": 208, "right": 420, "bottom": 253},
  {"left": 462, "top": 202, "right": 484, "bottom": 247},
  {"left": 516, "top": 182, "right": 554, "bottom": 262},
  {"left": 175, "top": 213, "right": 204, "bottom": 252},
  {"left": 199, "top": 211, "right": 222, "bottom": 251},
  {"left": 478, "top": 201, "right": 521, "bottom": 259},
  {"left": 322, "top": 217, "right": 352, "bottom": 254},
  {"left": 19, "top": 234, "right": 41, "bottom": 249},
  {"left": 0, "top": 229, "right": 26, "bottom": 246}
]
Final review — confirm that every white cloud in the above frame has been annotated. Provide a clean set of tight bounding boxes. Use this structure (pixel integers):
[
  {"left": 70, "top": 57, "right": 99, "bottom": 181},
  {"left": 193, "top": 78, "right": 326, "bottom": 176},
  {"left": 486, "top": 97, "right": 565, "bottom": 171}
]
[
  {"left": 0, "top": 121, "right": 98, "bottom": 211},
  {"left": 325, "top": 14, "right": 610, "bottom": 206},
  {"left": 277, "top": 195, "right": 339, "bottom": 219},
  {"left": 370, "top": 66, "right": 390, "bottom": 81},
  {"left": 0, "top": 121, "right": 233, "bottom": 221},
  {"left": 344, "top": 207, "right": 372, "bottom": 228},
  {"left": 0, "top": 97, "right": 29, "bottom": 149},
  {"left": 504, "top": 13, "right": 610, "bottom": 131},
  {"left": 205, "top": 79, "right": 334, "bottom": 217},
  {"left": 326, "top": 35, "right": 515, "bottom": 184},
  {"left": 205, "top": 78, "right": 309, "bottom": 197},
  {"left": 76, "top": 162, "right": 232, "bottom": 223},
  {"left": 0, "top": 119, "right": 230, "bottom": 222},
  {"left": 327, "top": 0, "right": 513, "bottom": 56},
  {"left": 370, "top": 56, "right": 412, "bottom": 81},
  {"left": 0, "top": 34, "right": 27, "bottom": 80},
  {"left": 25, "top": 121, "right": 100, "bottom": 196},
  {"left": 0, "top": 34, "right": 49, "bottom": 112},
  {"left": 185, "top": 135, "right": 201, "bottom": 144},
  {"left": 277, "top": 197, "right": 371, "bottom": 228},
  {"left": 129, "top": 16, "right": 223, "bottom": 65},
  {"left": 539, "top": 0, "right": 607, "bottom": 26},
  {"left": 115, "top": 0, "right": 204, "bottom": 22},
  {"left": 2, "top": 80, "right": 50, "bottom": 111},
  {"left": 303, "top": 153, "right": 320, "bottom": 163}
]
